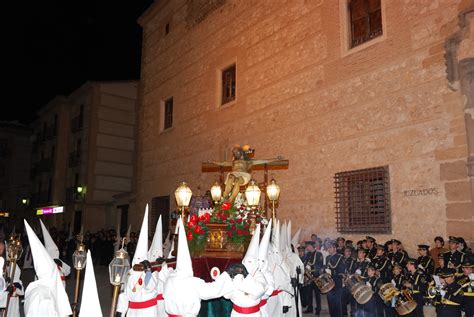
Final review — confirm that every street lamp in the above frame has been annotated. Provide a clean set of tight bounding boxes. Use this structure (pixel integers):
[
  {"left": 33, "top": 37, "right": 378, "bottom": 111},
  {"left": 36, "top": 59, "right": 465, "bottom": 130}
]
[
  {"left": 266, "top": 178, "right": 281, "bottom": 222},
  {"left": 210, "top": 181, "right": 222, "bottom": 205},
  {"left": 21, "top": 198, "right": 29, "bottom": 205},
  {"left": 108, "top": 245, "right": 130, "bottom": 317},
  {"left": 72, "top": 242, "right": 87, "bottom": 317},
  {"left": 175, "top": 182, "right": 192, "bottom": 219}
]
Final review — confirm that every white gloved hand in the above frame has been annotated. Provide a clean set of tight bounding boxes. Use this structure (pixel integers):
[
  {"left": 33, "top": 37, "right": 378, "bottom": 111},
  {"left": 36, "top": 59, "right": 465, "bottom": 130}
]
[
  {"left": 366, "top": 282, "right": 371, "bottom": 287},
  {"left": 440, "top": 290, "right": 446, "bottom": 297},
  {"left": 325, "top": 268, "right": 331, "bottom": 274},
  {"left": 306, "top": 265, "right": 311, "bottom": 270},
  {"left": 356, "top": 269, "right": 361, "bottom": 275}
]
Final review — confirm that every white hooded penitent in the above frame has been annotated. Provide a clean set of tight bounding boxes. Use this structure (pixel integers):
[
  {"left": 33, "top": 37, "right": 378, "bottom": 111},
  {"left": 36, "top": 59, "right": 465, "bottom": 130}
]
[
  {"left": 132, "top": 204, "right": 149, "bottom": 266},
  {"left": 79, "top": 251, "right": 102, "bottom": 317},
  {"left": 24, "top": 220, "right": 72, "bottom": 317},
  {"left": 148, "top": 215, "right": 163, "bottom": 260},
  {"left": 175, "top": 216, "right": 193, "bottom": 277},
  {"left": 242, "top": 224, "right": 261, "bottom": 276},
  {"left": 39, "top": 219, "right": 59, "bottom": 259},
  {"left": 258, "top": 220, "right": 272, "bottom": 271}
]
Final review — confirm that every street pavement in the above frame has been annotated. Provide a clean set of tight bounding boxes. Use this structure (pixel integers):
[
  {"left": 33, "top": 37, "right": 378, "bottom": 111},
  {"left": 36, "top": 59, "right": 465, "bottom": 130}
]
[{"left": 18, "top": 266, "right": 331, "bottom": 316}]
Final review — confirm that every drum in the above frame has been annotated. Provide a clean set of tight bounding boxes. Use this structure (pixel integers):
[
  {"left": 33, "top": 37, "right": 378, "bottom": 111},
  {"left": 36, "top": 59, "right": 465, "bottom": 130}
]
[
  {"left": 351, "top": 283, "right": 373, "bottom": 304},
  {"left": 378, "top": 283, "right": 399, "bottom": 302},
  {"left": 314, "top": 273, "right": 335, "bottom": 294},
  {"left": 343, "top": 273, "right": 364, "bottom": 291},
  {"left": 423, "top": 304, "right": 437, "bottom": 317},
  {"left": 395, "top": 290, "right": 417, "bottom": 316}
]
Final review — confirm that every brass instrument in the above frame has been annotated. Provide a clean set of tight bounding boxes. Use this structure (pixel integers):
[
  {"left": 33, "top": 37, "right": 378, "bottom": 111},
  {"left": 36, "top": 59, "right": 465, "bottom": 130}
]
[
  {"left": 427, "top": 284, "right": 444, "bottom": 299},
  {"left": 394, "top": 289, "right": 417, "bottom": 316}
]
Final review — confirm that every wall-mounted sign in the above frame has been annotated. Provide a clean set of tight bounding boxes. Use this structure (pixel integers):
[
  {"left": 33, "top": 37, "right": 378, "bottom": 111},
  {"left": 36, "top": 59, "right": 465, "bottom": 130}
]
[
  {"left": 402, "top": 188, "right": 439, "bottom": 197},
  {"left": 0, "top": 212, "right": 9, "bottom": 217},
  {"left": 36, "top": 206, "right": 64, "bottom": 215}
]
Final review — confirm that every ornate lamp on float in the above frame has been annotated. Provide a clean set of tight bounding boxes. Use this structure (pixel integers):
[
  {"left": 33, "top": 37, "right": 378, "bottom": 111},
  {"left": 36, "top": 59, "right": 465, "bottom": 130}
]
[
  {"left": 175, "top": 182, "right": 193, "bottom": 219},
  {"left": 210, "top": 181, "right": 222, "bottom": 205},
  {"left": 71, "top": 240, "right": 87, "bottom": 317},
  {"left": 108, "top": 244, "right": 130, "bottom": 317},
  {"left": 4, "top": 235, "right": 23, "bottom": 316},
  {"left": 266, "top": 178, "right": 281, "bottom": 223},
  {"left": 245, "top": 179, "right": 261, "bottom": 235}
]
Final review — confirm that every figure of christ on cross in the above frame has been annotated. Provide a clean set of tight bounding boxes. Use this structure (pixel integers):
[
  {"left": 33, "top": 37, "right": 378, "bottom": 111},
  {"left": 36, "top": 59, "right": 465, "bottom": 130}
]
[{"left": 206, "top": 146, "right": 284, "bottom": 204}]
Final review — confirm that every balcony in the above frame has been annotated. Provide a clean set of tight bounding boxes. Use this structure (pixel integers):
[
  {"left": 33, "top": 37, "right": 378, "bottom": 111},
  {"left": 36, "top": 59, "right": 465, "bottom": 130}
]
[
  {"left": 69, "top": 151, "right": 81, "bottom": 168},
  {"left": 70, "top": 116, "right": 83, "bottom": 133}
]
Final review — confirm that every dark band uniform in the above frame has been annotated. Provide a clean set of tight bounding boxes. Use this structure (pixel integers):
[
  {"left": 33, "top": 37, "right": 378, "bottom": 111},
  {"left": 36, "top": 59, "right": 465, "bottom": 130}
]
[
  {"left": 404, "top": 259, "right": 427, "bottom": 317},
  {"left": 416, "top": 244, "right": 434, "bottom": 279},
  {"left": 458, "top": 259, "right": 474, "bottom": 317},
  {"left": 341, "top": 249, "right": 356, "bottom": 317},
  {"left": 373, "top": 245, "right": 392, "bottom": 283},
  {"left": 302, "top": 242, "right": 323, "bottom": 315},
  {"left": 443, "top": 237, "right": 465, "bottom": 273},
  {"left": 435, "top": 268, "right": 464, "bottom": 317},
  {"left": 325, "top": 242, "right": 346, "bottom": 317}
]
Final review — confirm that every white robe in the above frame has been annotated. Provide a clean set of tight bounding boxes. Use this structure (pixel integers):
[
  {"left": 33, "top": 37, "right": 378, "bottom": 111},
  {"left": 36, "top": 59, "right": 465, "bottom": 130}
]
[
  {"left": 124, "top": 269, "right": 160, "bottom": 317},
  {"left": 24, "top": 280, "right": 59, "bottom": 317},
  {"left": 163, "top": 271, "right": 232, "bottom": 317},
  {"left": 157, "top": 264, "right": 172, "bottom": 317},
  {"left": 267, "top": 252, "right": 292, "bottom": 317},
  {"left": 6, "top": 264, "right": 24, "bottom": 317},
  {"left": 259, "top": 270, "right": 275, "bottom": 317},
  {"left": 282, "top": 252, "right": 304, "bottom": 317},
  {"left": 223, "top": 272, "right": 267, "bottom": 317}
]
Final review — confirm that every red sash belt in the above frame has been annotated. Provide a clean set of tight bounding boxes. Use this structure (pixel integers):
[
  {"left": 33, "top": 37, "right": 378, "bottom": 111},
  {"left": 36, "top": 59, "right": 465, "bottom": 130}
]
[
  {"left": 129, "top": 294, "right": 163, "bottom": 309},
  {"left": 259, "top": 289, "right": 282, "bottom": 307},
  {"left": 233, "top": 303, "right": 260, "bottom": 314},
  {"left": 61, "top": 276, "right": 66, "bottom": 281},
  {"left": 168, "top": 315, "right": 184, "bottom": 317}
]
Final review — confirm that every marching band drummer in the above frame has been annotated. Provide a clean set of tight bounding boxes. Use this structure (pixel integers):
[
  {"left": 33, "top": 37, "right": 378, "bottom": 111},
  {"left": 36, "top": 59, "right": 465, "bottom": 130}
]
[
  {"left": 366, "top": 263, "right": 385, "bottom": 316},
  {"left": 458, "top": 258, "right": 474, "bottom": 317},
  {"left": 373, "top": 245, "right": 392, "bottom": 283},
  {"left": 341, "top": 246, "right": 356, "bottom": 317},
  {"left": 391, "top": 262, "right": 405, "bottom": 290},
  {"left": 403, "top": 258, "right": 428, "bottom": 317},
  {"left": 324, "top": 240, "right": 346, "bottom": 317},
  {"left": 302, "top": 240, "right": 323, "bottom": 315},
  {"left": 435, "top": 268, "right": 464, "bottom": 317},
  {"left": 435, "top": 253, "right": 446, "bottom": 276}
]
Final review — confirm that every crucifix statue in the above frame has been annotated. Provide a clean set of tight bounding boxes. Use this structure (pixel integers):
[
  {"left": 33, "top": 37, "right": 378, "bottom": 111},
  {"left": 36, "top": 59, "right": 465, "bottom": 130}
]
[{"left": 203, "top": 145, "right": 287, "bottom": 204}]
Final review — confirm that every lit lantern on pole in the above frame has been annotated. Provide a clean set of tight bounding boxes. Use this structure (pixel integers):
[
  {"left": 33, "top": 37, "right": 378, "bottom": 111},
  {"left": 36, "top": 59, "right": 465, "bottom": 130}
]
[
  {"left": 245, "top": 180, "right": 261, "bottom": 208},
  {"left": 72, "top": 242, "right": 87, "bottom": 317},
  {"left": 108, "top": 246, "right": 130, "bottom": 317},
  {"left": 266, "top": 178, "right": 281, "bottom": 222},
  {"left": 175, "top": 182, "right": 192, "bottom": 219}
]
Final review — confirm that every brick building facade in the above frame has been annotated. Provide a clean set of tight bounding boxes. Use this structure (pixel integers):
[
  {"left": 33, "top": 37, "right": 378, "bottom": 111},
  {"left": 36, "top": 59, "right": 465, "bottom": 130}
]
[{"left": 135, "top": 0, "right": 474, "bottom": 252}]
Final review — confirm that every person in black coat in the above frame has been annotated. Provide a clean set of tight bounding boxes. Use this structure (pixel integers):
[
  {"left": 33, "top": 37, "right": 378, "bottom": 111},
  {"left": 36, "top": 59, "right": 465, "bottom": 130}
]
[{"left": 324, "top": 240, "right": 346, "bottom": 317}]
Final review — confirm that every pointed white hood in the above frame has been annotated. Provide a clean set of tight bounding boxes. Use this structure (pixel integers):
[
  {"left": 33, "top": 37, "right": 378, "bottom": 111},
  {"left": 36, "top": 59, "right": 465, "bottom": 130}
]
[
  {"left": 176, "top": 217, "right": 193, "bottom": 277},
  {"left": 24, "top": 220, "right": 72, "bottom": 316},
  {"left": 132, "top": 204, "right": 149, "bottom": 266},
  {"left": 291, "top": 228, "right": 302, "bottom": 251},
  {"left": 79, "top": 251, "right": 102, "bottom": 317},
  {"left": 258, "top": 220, "right": 272, "bottom": 271},
  {"left": 242, "top": 224, "right": 260, "bottom": 275},
  {"left": 280, "top": 221, "right": 288, "bottom": 254},
  {"left": 40, "top": 219, "right": 60, "bottom": 259},
  {"left": 148, "top": 215, "right": 163, "bottom": 260}
]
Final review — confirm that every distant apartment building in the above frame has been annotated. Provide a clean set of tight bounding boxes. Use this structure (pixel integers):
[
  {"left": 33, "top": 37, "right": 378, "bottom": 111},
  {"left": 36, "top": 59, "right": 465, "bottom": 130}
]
[
  {"left": 0, "top": 121, "right": 32, "bottom": 231},
  {"left": 30, "top": 81, "right": 138, "bottom": 233}
]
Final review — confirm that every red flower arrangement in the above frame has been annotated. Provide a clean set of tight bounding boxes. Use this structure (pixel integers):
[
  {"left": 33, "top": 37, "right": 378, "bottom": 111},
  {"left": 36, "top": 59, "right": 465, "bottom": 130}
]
[{"left": 185, "top": 212, "right": 211, "bottom": 255}]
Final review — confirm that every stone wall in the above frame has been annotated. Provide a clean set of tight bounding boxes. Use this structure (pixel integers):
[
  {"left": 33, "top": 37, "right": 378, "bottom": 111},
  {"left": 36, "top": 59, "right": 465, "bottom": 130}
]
[{"left": 137, "top": 0, "right": 474, "bottom": 253}]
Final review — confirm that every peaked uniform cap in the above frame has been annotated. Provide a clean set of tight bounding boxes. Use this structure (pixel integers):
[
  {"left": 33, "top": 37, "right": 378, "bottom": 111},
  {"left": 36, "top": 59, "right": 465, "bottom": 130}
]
[
  {"left": 24, "top": 220, "right": 72, "bottom": 316},
  {"left": 132, "top": 204, "right": 149, "bottom": 265},
  {"left": 176, "top": 217, "right": 193, "bottom": 277},
  {"left": 148, "top": 215, "right": 163, "bottom": 260},
  {"left": 39, "top": 219, "right": 60, "bottom": 259},
  {"left": 79, "top": 251, "right": 102, "bottom": 317}
]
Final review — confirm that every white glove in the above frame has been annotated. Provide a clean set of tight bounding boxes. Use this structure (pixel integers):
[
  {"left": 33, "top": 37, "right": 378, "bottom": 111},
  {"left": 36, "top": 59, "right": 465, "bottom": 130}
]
[
  {"left": 306, "top": 265, "right": 311, "bottom": 270},
  {"left": 356, "top": 269, "right": 361, "bottom": 275},
  {"left": 366, "top": 282, "right": 371, "bottom": 287},
  {"left": 418, "top": 264, "right": 424, "bottom": 270},
  {"left": 325, "top": 268, "right": 331, "bottom": 274},
  {"left": 440, "top": 290, "right": 446, "bottom": 297}
]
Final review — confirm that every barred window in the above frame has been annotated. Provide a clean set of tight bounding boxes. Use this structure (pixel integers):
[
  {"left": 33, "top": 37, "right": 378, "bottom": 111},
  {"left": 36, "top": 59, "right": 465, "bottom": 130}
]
[
  {"left": 164, "top": 97, "right": 173, "bottom": 130},
  {"left": 335, "top": 166, "right": 391, "bottom": 233},
  {"left": 222, "top": 64, "right": 236, "bottom": 105},
  {"left": 349, "top": 0, "right": 383, "bottom": 48}
]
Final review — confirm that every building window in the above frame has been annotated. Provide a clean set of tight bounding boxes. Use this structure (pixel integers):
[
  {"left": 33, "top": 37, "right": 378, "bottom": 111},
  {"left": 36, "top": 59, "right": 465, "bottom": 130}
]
[
  {"left": 163, "top": 97, "right": 173, "bottom": 130},
  {"left": 221, "top": 64, "right": 236, "bottom": 105},
  {"left": 349, "top": 0, "right": 382, "bottom": 48},
  {"left": 335, "top": 166, "right": 391, "bottom": 233}
]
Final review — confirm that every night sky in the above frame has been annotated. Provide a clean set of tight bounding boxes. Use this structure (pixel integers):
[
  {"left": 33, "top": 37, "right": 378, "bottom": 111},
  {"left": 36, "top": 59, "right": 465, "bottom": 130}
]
[{"left": 8, "top": 0, "right": 153, "bottom": 124}]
